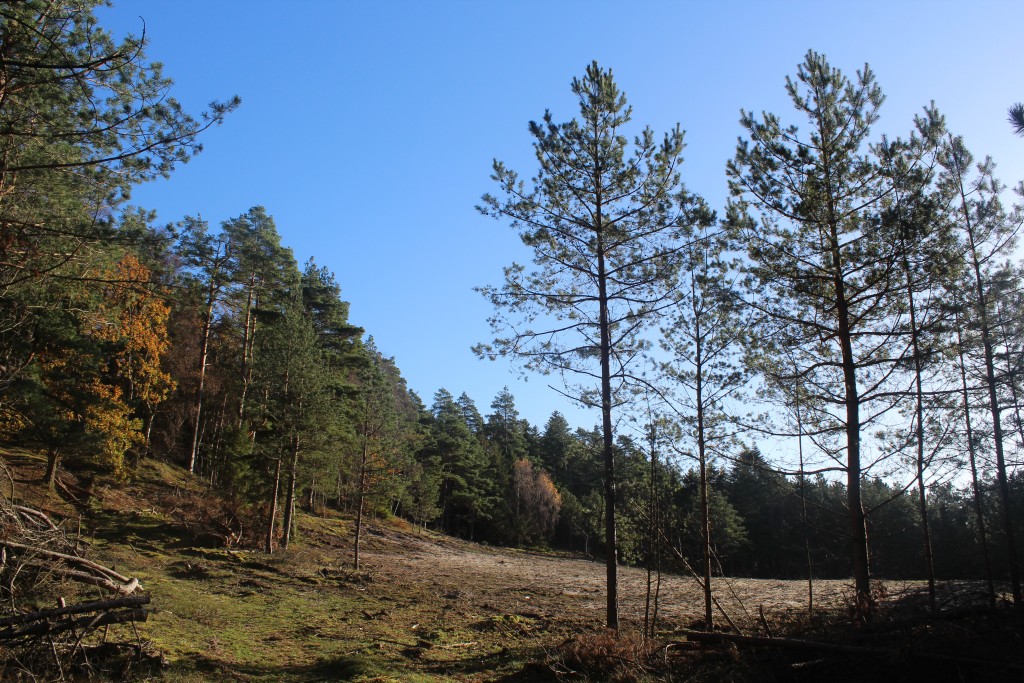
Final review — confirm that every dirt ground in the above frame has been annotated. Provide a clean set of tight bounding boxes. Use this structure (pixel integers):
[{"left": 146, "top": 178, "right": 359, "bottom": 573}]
[
  {"left": 354, "top": 522, "right": 852, "bottom": 634},
  {"left": 296, "top": 522, "right": 1016, "bottom": 683}
]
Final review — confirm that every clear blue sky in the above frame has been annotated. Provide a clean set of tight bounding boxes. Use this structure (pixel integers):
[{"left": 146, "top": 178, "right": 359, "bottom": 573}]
[{"left": 98, "top": 1, "right": 1024, "bottom": 434}]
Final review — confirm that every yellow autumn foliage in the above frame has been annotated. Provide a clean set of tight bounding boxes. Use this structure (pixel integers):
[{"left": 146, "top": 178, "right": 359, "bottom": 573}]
[{"left": 91, "top": 254, "right": 176, "bottom": 408}]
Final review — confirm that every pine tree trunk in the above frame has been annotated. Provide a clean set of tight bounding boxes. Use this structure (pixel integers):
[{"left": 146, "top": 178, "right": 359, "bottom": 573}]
[
  {"left": 644, "top": 422, "right": 657, "bottom": 639},
  {"left": 900, "top": 236, "right": 936, "bottom": 611},
  {"left": 44, "top": 448, "right": 59, "bottom": 489},
  {"left": 796, "top": 399, "right": 814, "bottom": 617},
  {"left": 955, "top": 166, "right": 1023, "bottom": 611},
  {"left": 188, "top": 288, "right": 216, "bottom": 474},
  {"left": 693, "top": 311, "right": 714, "bottom": 631},
  {"left": 265, "top": 457, "right": 282, "bottom": 554},
  {"left": 281, "top": 435, "right": 300, "bottom": 550},
  {"left": 698, "top": 448, "right": 713, "bottom": 630},
  {"left": 955, "top": 315, "right": 997, "bottom": 607},
  {"left": 596, "top": 222, "right": 618, "bottom": 631},
  {"left": 353, "top": 438, "right": 369, "bottom": 570},
  {"left": 829, "top": 217, "right": 872, "bottom": 615},
  {"left": 975, "top": 288, "right": 1021, "bottom": 611},
  {"left": 238, "top": 272, "right": 257, "bottom": 425}
]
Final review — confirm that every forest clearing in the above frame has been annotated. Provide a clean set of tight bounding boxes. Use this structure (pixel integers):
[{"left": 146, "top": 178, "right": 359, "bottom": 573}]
[{"left": 2, "top": 451, "right": 1019, "bottom": 682}]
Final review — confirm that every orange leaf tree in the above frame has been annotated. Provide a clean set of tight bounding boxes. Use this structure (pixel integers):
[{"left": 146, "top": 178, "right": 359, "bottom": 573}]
[{"left": 90, "top": 254, "right": 175, "bottom": 449}]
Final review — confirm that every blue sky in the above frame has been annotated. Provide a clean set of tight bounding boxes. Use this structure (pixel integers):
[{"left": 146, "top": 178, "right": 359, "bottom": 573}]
[{"left": 98, "top": 1, "right": 1024, "bottom": 434}]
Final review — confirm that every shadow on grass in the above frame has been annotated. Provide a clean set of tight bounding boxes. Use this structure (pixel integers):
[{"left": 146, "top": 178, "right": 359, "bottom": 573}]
[
  {"left": 181, "top": 652, "right": 443, "bottom": 682},
  {"left": 87, "top": 510, "right": 222, "bottom": 555},
  {"left": 413, "top": 645, "right": 557, "bottom": 683},
  {"left": 166, "top": 636, "right": 561, "bottom": 683}
]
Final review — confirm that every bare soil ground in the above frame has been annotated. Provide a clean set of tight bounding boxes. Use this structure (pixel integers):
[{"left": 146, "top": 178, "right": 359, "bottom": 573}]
[{"left": 354, "top": 521, "right": 852, "bottom": 634}]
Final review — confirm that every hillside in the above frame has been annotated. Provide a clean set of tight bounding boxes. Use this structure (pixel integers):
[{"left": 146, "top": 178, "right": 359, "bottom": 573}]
[{"left": 1, "top": 451, "right": 1020, "bottom": 682}]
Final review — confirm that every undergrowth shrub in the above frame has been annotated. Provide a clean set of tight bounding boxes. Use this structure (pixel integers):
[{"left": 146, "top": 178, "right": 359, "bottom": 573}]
[{"left": 550, "top": 630, "right": 657, "bottom": 683}]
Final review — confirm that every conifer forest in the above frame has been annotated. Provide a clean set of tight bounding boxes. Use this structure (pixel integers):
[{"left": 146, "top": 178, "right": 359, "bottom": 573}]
[{"left": 0, "top": 2, "right": 1022, "bottom": 681}]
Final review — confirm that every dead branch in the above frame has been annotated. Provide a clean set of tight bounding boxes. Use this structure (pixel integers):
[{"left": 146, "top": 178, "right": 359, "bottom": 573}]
[
  {"left": 18, "top": 564, "right": 140, "bottom": 595},
  {"left": 673, "top": 629, "right": 898, "bottom": 657},
  {"left": 0, "top": 485, "right": 151, "bottom": 679},
  {"left": 0, "top": 594, "right": 149, "bottom": 628},
  {"left": 0, "top": 608, "right": 148, "bottom": 643},
  {"left": 658, "top": 528, "right": 742, "bottom": 634},
  {"left": 12, "top": 505, "right": 58, "bottom": 531},
  {"left": 0, "top": 540, "right": 132, "bottom": 583}
]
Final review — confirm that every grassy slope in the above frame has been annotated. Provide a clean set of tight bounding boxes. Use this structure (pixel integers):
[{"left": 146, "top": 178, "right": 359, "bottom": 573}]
[{"left": 4, "top": 453, "right": 560, "bottom": 682}]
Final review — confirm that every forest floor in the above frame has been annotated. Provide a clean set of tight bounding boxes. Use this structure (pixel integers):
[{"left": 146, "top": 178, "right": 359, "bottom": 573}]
[{"left": 2, "top": 451, "right": 1021, "bottom": 682}]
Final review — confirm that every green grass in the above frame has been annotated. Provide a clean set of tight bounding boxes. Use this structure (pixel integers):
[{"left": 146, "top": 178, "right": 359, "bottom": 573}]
[
  {"left": 90, "top": 511, "right": 528, "bottom": 682},
  {"left": 96, "top": 529, "right": 394, "bottom": 680},
  {"left": 1, "top": 454, "right": 560, "bottom": 681}
]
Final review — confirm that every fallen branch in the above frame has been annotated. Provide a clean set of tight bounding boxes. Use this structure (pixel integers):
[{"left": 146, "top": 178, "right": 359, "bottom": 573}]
[
  {"left": 674, "top": 629, "right": 897, "bottom": 657},
  {"left": 13, "top": 505, "right": 58, "bottom": 531},
  {"left": 0, "top": 608, "right": 148, "bottom": 643},
  {"left": 22, "top": 565, "right": 140, "bottom": 595},
  {"left": 0, "top": 540, "right": 134, "bottom": 584},
  {"left": 672, "top": 629, "right": 1019, "bottom": 669},
  {"left": 0, "top": 495, "right": 151, "bottom": 679},
  {"left": 0, "top": 539, "right": 140, "bottom": 594},
  {"left": 658, "top": 530, "right": 742, "bottom": 634},
  {"left": 0, "top": 594, "right": 150, "bottom": 629}
]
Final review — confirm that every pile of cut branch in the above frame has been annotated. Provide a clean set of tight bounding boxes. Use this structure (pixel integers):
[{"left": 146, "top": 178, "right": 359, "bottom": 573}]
[
  {"left": 666, "top": 595, "right": 1024, "bottom": 683},
  {"left": 0, "top": 492, "right": 151, "bottom": 679}
]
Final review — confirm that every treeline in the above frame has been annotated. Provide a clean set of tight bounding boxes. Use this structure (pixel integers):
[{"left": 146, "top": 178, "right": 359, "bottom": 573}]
[{"left": 2, "top": 1, "right": 1024, "bottom": 625}]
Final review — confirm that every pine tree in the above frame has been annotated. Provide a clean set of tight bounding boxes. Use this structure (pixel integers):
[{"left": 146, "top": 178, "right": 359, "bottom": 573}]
[
  {"left": 727, "top": 51, "right": 935, "bottom": 612},
  {"left": 422, "top": 389, "right": 491, "bottom": 538},
  {"left": 0, "top": 0, "right": 236, "bottom": 397},
  {"left": 175, "top": 217, "right": 233, "bottom": 473},
  {"left": 875, "top": 112, "right": 951, "bottom": 611},
  {"left": 937, "top": 136, "right": 1024, "bottom": 610},
  {"left": 660, "top": 219, "right": 741, "bottom": 629},
  {"left": 252, "top": 298, "right": 329, "bottom": 553},
  {"left": 352, "top": 341, "right": 408, "bottom": 569},
  {"left": 223, "top": 207, "right": 300, "bottom": 426},
  {"left": 1009, "top": 103, "right": 1024, "bottom": 137},
  {"left": 477, "top": 62, "right": 707, "bottom": 628},
  {"left": 539, "top": 411, "right": 575, "bottom": 487}
]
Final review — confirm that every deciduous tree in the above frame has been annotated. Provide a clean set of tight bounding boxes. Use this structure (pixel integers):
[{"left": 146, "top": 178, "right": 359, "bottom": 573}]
[{"left": 91, "top": 253, "right": 175, "bottom": 452}]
